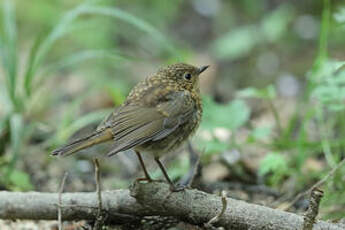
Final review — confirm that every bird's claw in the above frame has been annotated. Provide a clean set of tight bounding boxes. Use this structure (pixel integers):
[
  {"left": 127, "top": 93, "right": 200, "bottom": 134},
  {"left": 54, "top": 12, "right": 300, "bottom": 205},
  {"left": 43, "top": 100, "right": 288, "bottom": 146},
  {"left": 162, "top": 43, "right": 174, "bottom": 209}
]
[
  {"left": 169, "top": 183, "right": 189, "bottom": 192},
  {"left": 135, "top": 177, "right": 164, "bottom": 183},
  {"left": 135, "top": 177, "right": 152, "bottom": 183}
]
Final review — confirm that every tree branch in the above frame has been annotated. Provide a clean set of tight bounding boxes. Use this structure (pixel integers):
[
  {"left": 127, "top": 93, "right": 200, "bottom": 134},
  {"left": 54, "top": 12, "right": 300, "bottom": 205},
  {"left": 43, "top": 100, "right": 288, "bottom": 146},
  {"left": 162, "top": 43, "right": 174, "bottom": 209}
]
[
  {"left": 0, "top": 189, "right": 142, "bottom": 224},
  {"left": 0, "top": 182, "right": 342, "bottom": 230}
]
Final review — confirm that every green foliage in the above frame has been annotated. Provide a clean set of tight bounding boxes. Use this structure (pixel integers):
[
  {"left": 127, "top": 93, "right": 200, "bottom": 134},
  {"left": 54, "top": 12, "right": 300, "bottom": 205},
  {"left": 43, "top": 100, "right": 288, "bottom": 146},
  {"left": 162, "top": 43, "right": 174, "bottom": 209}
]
[
  {"left": 0, "top": 0, "right": 175, "bottom": 191},
  {"left": 152, "top": 154, "right": 190, "bottom": 181},
  {"left": 241, "top": 0, "right": 345, "bottom": 215},
  {"left": 259, "top": 152, "right": 289, "bottom": 186},
  {"left": 202, "top": 97, "right": 250, "bottom": 131},
  {"left": 261, "top": 5, "right": 293, "bottom": 42},
  {"left": 1, "top": 0, "right": 18, "bottom": 110},
  {"left": 212, "top": 25, "right": 259, "bottom": 60},
  {"left": 42, "top": 50, "right": 128, "bottom": 75},
  {"left": 247, "top": 125, "right": 272, "bottom": 142},
  {"left": 237, "top": 84, "right": 276, "bottom": 100},
  {"left": 334, "top": 7, "right": 345, "bottom": 24},
  {"left": 1, "top": 168, "right": 33, "bottom": 191},
  {"left": 212, "top": 4, "right": 293, "bottom": 59},
  {"left": 8, "top": 114, "right": 23, "bottom": 160},
  {"left": 203, "top": 138, "right": 230, "bottom": 154},
  {"left": 0, "top": 113, "right": 32, "bottom": 190},
  {"left": 0, "top": 0, "right": 344, "bottom": 219},
  {"left": 198, "top": 97, "right": 250, "bottom": 155},
  {"left": 311, "top": 61, "right": 345, "bottom": 111},
  {"left": 23, "top": 1, "right": 174, "bottom": 97},
  {"left": 238, "top": 84, "right": 281, "bottom": 135}
]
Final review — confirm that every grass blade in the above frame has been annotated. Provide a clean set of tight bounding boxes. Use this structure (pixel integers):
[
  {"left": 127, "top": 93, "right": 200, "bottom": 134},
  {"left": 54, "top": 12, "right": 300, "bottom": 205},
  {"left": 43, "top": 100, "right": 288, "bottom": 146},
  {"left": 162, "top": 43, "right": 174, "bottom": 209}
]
[
  {"left": 5, "top": 113, "right": 24, "bottom": 179},
  {"left": 0, "top": 0, "right": 18, "bottom": 108},
  {"left": 23, "top": 2, "right": 91, "bottom": 96},
  {"left": 78, "top": 5, "right": 175, "bottom": 54},
  {"left": 23, "top": 33, "right": 46, "bottom": 97},
  {"left": 24, "top": 2, "right": 175, "bottom": 96},
  {"left": 40, "top": 49, "right": 128, "bottom": 75}
]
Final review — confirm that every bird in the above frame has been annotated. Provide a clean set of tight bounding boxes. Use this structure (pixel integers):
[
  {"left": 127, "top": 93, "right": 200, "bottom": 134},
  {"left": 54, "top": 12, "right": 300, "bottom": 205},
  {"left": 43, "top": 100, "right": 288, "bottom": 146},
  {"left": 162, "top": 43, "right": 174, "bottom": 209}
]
[{"left": 52, "top": 63, "right": 209, "bottom": 191}]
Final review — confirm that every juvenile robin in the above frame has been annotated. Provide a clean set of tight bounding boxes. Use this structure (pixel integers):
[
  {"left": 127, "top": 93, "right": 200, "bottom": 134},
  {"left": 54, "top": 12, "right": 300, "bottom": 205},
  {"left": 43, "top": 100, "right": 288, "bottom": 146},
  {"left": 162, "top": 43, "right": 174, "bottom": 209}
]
[{"left": 52, "top": 63, "right": 209, "bottom": 191}]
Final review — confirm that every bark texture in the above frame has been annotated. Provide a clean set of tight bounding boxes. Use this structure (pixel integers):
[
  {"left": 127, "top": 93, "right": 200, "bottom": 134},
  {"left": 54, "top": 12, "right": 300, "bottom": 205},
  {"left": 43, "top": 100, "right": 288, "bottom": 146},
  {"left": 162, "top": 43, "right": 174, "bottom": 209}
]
[{"left": 0, "top": 181, "right": 342, "bottom": 230}]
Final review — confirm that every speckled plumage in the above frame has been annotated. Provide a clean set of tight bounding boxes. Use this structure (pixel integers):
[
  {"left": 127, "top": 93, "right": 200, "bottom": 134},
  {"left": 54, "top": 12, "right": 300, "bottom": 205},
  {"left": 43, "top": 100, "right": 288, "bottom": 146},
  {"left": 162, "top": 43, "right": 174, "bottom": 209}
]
[
  {"left": 52, "top": 63, "right": 208, "bottom": 190},
  {"left": 100, "top": 63, "right": 203, "bottom": 157}
]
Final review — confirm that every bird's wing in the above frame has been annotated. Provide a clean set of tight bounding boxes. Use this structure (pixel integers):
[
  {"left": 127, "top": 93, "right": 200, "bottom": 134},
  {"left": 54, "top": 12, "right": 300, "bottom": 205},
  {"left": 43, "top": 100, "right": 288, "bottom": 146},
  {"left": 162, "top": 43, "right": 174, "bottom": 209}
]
[
  {"left": 107, "top": 90, "right": 196, "bottom": 156},
  {"left": 96, "top": 107, "right": 120, "bottom": 131}
]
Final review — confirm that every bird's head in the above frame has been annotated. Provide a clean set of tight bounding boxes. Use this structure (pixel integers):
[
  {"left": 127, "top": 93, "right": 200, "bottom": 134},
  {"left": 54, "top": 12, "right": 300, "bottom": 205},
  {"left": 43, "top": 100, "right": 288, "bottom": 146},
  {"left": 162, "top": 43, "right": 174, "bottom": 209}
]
[{"left": 158, "top": 63, "right": 209, "bottom": 91}]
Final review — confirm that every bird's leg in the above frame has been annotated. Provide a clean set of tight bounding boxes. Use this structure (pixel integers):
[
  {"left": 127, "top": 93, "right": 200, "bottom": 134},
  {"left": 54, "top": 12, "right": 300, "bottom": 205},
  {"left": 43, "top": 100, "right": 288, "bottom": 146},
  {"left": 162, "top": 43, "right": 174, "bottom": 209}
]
[
  {"left": 135, "top": 151, "right": 152, "bottom": 182},
  {"left": 154, "top": 157, "right": 186, "bottom": 192}
]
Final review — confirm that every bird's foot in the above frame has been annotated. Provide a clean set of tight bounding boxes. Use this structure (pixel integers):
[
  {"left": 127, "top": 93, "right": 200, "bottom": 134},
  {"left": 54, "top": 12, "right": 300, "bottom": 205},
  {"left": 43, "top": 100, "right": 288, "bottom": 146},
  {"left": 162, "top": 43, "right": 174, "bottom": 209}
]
[
  {"left": 135, "top": 177, "right": 164, "bottom": 183},
  {"left": 135, "top": 177, "right": 152, "bottom": 183},
  {"left": 169, "top": 183, "right": 189, "bottom": 192}
]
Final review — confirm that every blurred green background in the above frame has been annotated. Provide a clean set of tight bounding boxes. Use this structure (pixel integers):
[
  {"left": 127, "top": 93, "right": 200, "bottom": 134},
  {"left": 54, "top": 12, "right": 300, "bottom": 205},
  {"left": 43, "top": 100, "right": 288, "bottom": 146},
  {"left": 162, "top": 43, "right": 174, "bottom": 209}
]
[{"left": 1, "top": 0, "right": 345, "bottom": 222}]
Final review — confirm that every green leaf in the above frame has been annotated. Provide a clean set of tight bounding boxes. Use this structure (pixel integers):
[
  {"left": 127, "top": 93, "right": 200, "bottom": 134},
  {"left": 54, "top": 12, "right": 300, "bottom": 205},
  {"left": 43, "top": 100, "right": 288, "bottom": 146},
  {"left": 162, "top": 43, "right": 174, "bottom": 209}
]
[
  {"left": 309, "top": 60, "right": 345, "bottom": 83},
  {"left": 248, "top": 125, "right": 272, "bottom": 142},
  {"left": 259, "top": 152, "right": 288, "bottom": 176},
  {"left": 236, "top": 87, "right": 261, "bottom": 98},
  {"left": 212, "top": 25, "right": 259, "bottom": 59},
  {"left": 327, "top": 104, "right": 345, "bottom": 112},
  {"left": 261, "top": 5, "right": 293, "bottom": 42},
  {"left": 204, "top": 139, "right": 229, "bottom": 154},
  {"left": 334, "top": 7, "right": 345, "bottom": 23},
  {"left": 237, "top": 85, "right": 276, "bottom": 99},
  {"left": 8, "top": 169, "right": 33, "bottom": 190},
  {"left": 311, "top": 61, "right": 345, "bottom": 111},
  {"left": 212, "top": 4, "right": 293, "bottom": 60},
  {"left": 202, "top": 97, "right": 250, "bottom": 131}
]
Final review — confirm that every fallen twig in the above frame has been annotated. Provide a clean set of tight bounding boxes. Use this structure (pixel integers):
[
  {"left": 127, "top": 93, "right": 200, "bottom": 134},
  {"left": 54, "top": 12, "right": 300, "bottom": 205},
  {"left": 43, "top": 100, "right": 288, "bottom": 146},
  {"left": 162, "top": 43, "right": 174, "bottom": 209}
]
[
  {"left": 303, "top": 187, "right": 324, "bottom": 230},
  {"left": 280, "top": 157, "right": 345, "bottom": 211},
  {"left": 58, "top": 172, "right": 68, "bottom": 230},
  {"left": 93, "top": 158, "right": 104, "bottom": 230},
  {"left": 204, "top": 190, "right": 227, "bottom": 230}
]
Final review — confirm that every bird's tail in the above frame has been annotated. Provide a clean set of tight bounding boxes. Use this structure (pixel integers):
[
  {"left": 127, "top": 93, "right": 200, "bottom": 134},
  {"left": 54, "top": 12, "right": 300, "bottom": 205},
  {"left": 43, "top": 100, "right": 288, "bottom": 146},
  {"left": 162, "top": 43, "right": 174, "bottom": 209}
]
[{"left": 51, "top": 128, "right": 113, "bottom": 157}]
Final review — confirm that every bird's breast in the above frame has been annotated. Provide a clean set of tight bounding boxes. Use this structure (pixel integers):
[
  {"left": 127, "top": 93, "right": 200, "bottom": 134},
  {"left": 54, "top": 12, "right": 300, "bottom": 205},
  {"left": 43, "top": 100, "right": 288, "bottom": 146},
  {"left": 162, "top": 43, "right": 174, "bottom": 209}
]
[{"left": 136, "top": 99, "right": 202, "bottom": 158}]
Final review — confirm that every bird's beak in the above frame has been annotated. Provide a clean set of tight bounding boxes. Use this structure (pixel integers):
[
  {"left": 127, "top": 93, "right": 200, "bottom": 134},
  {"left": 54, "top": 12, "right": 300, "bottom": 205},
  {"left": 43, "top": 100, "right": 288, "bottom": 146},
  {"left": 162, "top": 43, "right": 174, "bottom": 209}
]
[{"left": 198, "top": 65, "right": 209, "bottom": 74}]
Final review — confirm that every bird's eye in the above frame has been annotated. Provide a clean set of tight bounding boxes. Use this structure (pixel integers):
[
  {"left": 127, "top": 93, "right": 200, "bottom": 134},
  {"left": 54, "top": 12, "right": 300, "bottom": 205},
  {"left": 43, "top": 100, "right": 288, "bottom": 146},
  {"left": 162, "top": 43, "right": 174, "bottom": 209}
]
[{"left": 184, "top": 73, "right": 192, "bottom": 80}]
